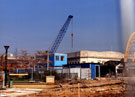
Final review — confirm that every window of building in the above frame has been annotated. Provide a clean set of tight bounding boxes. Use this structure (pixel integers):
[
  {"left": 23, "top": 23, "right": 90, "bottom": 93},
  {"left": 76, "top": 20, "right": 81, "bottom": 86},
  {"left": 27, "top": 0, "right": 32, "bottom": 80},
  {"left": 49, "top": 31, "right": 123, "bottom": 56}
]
[
  {"left": 61, "top": 56, "right": 64, "bottom": 61},
  {"left": 56, "top": 56, "right": 59, "bottom": 61}
]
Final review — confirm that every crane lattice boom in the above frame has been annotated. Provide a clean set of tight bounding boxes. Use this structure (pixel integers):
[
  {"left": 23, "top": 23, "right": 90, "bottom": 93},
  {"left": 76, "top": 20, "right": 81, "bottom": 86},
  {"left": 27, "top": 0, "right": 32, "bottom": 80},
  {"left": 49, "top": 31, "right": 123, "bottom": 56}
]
[{"left": 49, "top": 15, "right": 73, "bottom": 53}]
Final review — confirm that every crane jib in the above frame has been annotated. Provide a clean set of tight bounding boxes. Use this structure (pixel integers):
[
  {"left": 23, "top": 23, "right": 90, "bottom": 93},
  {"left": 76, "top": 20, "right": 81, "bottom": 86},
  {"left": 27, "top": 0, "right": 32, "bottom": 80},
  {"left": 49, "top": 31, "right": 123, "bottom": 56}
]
[{"left": 49, "top": 15, "right": 73, "bottom": 53}]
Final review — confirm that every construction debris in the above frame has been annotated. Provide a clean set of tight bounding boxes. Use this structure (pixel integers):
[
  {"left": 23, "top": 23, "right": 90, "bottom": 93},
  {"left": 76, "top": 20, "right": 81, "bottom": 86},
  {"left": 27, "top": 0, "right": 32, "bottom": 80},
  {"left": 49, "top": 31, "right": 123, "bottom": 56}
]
[{"left": 18, "top": 78, "right": 125, "bottom": 97}]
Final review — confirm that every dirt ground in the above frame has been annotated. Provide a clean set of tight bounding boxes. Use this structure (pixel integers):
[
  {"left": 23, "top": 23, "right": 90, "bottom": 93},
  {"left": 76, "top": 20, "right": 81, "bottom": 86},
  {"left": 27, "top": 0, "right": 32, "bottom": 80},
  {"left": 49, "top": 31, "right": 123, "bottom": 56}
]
[
  {"left": 0, "top": 88, "right": 42, "bottom": 97},
  {"left": 18, "top": 78, "right": 125, "bottom": 97}
]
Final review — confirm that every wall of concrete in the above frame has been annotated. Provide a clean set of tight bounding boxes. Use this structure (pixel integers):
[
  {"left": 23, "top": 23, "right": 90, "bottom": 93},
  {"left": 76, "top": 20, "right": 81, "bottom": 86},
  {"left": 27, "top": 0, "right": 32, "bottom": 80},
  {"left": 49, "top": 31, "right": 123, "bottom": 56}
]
[{"left": 67, "top": 50, "right": 124, "bottom": 64}]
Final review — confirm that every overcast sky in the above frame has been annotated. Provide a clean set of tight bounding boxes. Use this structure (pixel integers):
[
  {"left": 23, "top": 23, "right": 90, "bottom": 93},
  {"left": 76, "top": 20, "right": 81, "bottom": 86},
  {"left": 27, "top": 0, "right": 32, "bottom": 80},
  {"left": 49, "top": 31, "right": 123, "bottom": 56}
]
[{"left": 0, "top": 0, "right": 121, "bottom": 55}]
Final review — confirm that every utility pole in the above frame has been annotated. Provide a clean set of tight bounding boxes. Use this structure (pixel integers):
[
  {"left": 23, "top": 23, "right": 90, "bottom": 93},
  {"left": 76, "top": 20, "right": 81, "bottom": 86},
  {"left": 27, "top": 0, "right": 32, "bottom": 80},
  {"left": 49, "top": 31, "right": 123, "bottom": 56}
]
[
  {"left": 47, "top": 51, "right": 52, "bottom": 76},
  {"left": 46, "top": 51, "right": 49, "bottom": 71},
  {"left": 71, "top": 33, "right": 74, "bottom": 48},
  {"left": 4, "top": 45, "right": 9, "bottom": 87}
]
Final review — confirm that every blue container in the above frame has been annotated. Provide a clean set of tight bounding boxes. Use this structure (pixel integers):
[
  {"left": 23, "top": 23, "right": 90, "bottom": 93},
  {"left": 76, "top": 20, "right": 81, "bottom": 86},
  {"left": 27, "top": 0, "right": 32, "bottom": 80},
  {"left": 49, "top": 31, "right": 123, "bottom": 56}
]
[
  {"left": 50, "top": 53, "right": 67, "bottom": 68},
  {"left": 91, "top": 64, "right": 100, "bottom": 79}
]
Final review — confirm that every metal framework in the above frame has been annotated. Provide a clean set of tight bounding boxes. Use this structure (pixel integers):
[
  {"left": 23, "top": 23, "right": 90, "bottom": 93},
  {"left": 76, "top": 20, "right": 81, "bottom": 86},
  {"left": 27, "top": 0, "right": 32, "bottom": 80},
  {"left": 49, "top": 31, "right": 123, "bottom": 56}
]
[
  {"left": 49, "top": 15, "right": 73, "bottom": 53},
  {"left": 123, "top": 32, "right": 135, "bottom": 77},
  {"left": 124, "top": 32, "right": 135, "bottom": 62}
]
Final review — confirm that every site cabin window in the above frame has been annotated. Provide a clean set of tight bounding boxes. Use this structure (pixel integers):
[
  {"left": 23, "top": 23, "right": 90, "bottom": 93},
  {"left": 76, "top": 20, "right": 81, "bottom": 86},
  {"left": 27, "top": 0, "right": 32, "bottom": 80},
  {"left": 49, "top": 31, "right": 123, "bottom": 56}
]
[
  {"left": 61, "top": 56, "right": 64, "bottom": 61},
  {"left": 56, "top": 56, "right": 59, "bottom": 61}
]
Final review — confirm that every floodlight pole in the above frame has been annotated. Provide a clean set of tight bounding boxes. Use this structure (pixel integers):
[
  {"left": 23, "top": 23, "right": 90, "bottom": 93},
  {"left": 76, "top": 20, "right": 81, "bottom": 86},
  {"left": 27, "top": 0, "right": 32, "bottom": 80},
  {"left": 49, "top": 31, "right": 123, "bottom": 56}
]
[{"left": 4, "top": 45, "right": 9, "bottom": 87}]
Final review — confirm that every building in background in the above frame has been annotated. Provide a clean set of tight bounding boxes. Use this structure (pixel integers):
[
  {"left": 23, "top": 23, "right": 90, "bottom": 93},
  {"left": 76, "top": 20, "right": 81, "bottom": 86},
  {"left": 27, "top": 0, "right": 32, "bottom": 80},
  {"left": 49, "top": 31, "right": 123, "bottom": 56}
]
[
  {"left": 63, "top": 50, "right": 124, "bottom": 79},
  {"left": 67, "top": 50, "right": 124, "bottom": 64},
  {"left": 0, "top": 50, "right": 124, "bottom": 79}
]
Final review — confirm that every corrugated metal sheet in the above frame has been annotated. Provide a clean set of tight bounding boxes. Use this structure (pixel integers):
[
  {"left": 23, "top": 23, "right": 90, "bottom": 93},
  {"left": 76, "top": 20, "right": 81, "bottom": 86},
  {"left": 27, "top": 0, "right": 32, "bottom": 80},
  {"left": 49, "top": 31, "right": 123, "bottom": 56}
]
[
  {"left": 62, "top": 68, "right": 69, "bottom": 73},
  {"left": 56, "top": 69, "right": 62, "bottom": 73},
  {"left": 81, "top": 68, "right": 91, "bottom": 80},
  {"left": 62, "top": 68, "right": 91, "bottom": 79},
  {"left": 62, "top": 63, "right": 100, "bottom": 79},
  {"left": 70, "top": 68, "right": 80, "bottom": 78}
]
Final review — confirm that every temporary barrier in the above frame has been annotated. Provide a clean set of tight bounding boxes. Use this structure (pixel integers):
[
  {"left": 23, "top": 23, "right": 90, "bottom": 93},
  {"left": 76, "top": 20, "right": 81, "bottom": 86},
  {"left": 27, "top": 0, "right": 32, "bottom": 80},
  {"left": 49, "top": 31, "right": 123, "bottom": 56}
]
[{"left": 46, "top": 76, "right": 55, "bottom": 85}]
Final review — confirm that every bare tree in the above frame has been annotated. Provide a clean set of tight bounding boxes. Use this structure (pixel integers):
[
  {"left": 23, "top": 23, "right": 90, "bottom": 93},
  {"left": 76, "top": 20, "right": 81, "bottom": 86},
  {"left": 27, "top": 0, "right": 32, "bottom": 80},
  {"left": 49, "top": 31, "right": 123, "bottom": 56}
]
[
  {"left": 34, "top": 50, "right": 53, "bottom": 80},
  {"left": 19, "top": 50, "right": 29, "bottom": 72},
  {"left": 0, "top": 54, "right": 4, "bottom": 71},
  {"left": 35, "top": 51, "right": 48, "bottom": 64}
]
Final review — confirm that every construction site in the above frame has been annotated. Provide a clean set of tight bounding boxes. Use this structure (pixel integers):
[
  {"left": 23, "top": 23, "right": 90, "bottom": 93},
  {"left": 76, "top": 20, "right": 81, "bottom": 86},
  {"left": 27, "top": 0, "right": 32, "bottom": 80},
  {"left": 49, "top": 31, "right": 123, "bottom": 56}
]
[{"left": 0, "top": 0, "right": 135, "bottom": 97}]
